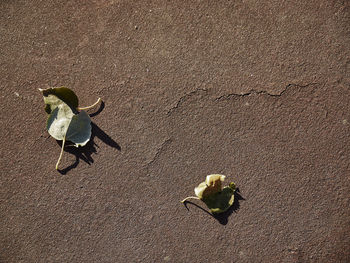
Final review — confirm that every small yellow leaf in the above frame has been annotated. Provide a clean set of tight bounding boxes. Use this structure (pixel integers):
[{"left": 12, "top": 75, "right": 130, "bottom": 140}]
[{"left": 194, "top": 174, "right": 225, "bottom": 199}]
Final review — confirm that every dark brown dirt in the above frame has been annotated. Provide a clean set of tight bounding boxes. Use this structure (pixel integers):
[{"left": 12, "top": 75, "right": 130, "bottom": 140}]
[{"left": 1, "top": 1, "right": 349, "bottom": 262}]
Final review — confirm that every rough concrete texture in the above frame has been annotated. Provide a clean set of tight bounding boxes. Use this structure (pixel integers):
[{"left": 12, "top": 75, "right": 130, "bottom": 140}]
[{"left": 1, "top": 0, "right": 349, "bottom": 262}]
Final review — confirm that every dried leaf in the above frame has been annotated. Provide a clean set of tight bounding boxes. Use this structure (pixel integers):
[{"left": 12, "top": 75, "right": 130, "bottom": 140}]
[
  {"left": 46, "top": 103, "right": 74, "bottom": 141},
  {"left": 202, "top": 185, "right": 235, "bottom": 214},
  {"left": 194, "top": 174, "right": 225, "bottom": 199},
  {"left": 40, "top": 87, "right": 101, "bottom": 169},
  {"left": 40, "top": 87, "right": 79, "bottom": 112},
  {"left": 66, "top": 110, "right": 91, "bottom": 147},
  {"left": 182, "top": 174, "right": 236, "bottom": 214}
]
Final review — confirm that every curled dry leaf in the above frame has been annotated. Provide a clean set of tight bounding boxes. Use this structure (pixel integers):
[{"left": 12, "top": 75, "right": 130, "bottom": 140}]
[
  {"left": 39, "top": 87, "right": 101, "bottom": 170},
  {"left": 181, "top": 174, "right": 236, "bottom": 214}
]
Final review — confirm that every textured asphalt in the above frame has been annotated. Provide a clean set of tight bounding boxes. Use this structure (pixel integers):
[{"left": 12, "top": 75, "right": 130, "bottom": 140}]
[{"left": 1, "top": 1, "right": 349, "bottom": 262}]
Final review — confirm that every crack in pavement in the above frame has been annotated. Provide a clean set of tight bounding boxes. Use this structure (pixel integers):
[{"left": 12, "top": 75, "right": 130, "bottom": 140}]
[
  {"left": 166, "top": 83, "right": 319, "bottom": 117},
  {"left": 214, "top": 83, "right": 319, "bottom": 101},
  {"left": 145, "top": 138, "right": 172, "bottom": 171},
  {"left": 166, "top": 88, "right": 208, "bottom": 116},
  {"left": 154, "top": 82, "right": 319, "bottom": 171}
]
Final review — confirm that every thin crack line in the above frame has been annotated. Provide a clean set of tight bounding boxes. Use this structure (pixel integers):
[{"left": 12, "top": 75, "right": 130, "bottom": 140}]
[
  {"left": 214, "top": 83, "right": 319, "bottom": 101},
  {"left": 166, "top": 88, "right": 208, "bottom": 116},
  {"left": 145, "top": 138, "right": 172, "bottom": 169}
]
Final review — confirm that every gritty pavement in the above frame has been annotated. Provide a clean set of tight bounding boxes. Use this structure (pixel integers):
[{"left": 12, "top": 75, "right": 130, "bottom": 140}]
[{"left": 1, "top": 1, "right": 349, "bottom": 262}]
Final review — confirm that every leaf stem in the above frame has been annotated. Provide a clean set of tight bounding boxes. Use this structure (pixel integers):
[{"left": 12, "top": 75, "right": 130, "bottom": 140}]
[
  {"left": 56, "top": 136, "right": 66, "bottom": 170},
  {"left": 78, "top": 98, "right": 101, "bottom": 111},
  {"left": 181, "top": 196, "right": 200, "bottom": 203}
]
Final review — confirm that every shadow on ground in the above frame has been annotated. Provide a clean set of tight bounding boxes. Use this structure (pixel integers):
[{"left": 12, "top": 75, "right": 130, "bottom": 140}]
[
  {"left": 183, "top": 188, "right": 245, "bottom": 225},
  {"left": 56, "top": 102, "right": 121, "bottom": 174}
]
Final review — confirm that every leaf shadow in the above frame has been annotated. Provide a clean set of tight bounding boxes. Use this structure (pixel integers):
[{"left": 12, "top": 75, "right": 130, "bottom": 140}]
[
  {"left": 183, "top": 188, "right": 245, "bottom": 225},
  {"left": 57, "top": 102, "right": 121, "bottom": 174}
]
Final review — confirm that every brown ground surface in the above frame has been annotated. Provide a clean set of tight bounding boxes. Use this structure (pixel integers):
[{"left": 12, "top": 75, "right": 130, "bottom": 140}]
[{"left": 1, "top": 1, "right": 350, "bottom": 262}]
